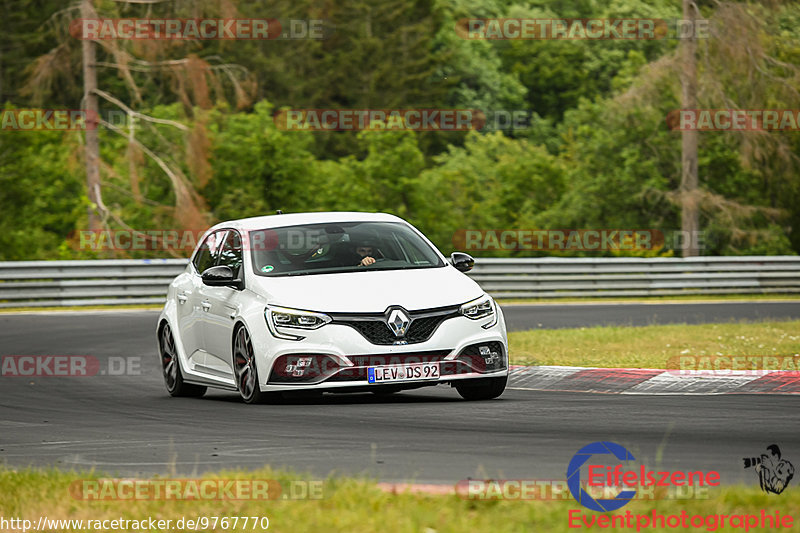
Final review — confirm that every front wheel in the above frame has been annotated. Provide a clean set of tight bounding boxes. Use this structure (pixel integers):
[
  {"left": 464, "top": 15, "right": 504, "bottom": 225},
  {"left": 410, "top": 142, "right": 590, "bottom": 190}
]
[
  {"left": 455, "top": 376, "right": 507, "bottom": 401},
  {"left": 160, "top": 324, "right": 206, "bottom": 398},
  {"left": 233, "top": 325, "right": 279, "bottom": 404}
]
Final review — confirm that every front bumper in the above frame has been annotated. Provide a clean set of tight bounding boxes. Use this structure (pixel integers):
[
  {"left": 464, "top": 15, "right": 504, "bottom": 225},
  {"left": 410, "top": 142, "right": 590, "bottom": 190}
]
[{"left": 256, "top": 309, "right": 508, "bottom": 392}]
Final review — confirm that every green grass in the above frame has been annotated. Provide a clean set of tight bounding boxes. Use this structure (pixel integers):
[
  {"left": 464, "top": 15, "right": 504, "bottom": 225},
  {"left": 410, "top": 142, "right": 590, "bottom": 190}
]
[
  {"left": 508, "top": 320, "right": 800, "bottom": 368},
  {"left": 1, "top": 468, "right": 798, "bottom": 532}
]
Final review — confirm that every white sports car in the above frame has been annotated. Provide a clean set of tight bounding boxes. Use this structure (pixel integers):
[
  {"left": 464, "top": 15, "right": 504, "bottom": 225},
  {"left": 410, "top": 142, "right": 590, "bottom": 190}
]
[{"left": 156, "top": 212, "right": 508, "bottom": 403}]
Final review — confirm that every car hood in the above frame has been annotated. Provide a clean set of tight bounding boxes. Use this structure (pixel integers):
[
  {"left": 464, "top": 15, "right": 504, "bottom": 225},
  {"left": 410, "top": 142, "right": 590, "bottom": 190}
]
[{"left": 251, "top": 266, "right": 484, "bottom": 313}]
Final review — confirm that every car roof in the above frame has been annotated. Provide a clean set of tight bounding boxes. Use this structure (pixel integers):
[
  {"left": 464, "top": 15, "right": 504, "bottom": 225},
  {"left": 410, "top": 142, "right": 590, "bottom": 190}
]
[{"left": 209, "top": 211, "right": 407, "bottom": 232}]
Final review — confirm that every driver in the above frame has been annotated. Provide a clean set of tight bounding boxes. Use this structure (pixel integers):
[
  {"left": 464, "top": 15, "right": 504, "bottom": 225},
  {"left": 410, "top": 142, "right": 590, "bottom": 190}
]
[{"left": 355, "top": 240, "right": 377, "bottom": 266}]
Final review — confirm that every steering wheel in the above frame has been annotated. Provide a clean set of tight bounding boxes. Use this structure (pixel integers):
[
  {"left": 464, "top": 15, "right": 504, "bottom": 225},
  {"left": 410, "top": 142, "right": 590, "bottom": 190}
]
[{"left": 278, "top": 246, "right": 323, "bottom": 267}]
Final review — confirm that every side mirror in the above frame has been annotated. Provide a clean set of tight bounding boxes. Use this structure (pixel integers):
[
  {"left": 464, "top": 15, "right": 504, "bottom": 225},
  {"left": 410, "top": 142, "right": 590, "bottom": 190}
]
[
  {"left": 450, "top": 252, "right": 475, "bottom": 273},
  {"left": 201, "top": 265, "right": 244, "bottom": 290}
]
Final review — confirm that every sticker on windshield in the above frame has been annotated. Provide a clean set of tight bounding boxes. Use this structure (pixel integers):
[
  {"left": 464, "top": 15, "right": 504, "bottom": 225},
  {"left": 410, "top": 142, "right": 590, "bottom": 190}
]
[{"left": 261, "top": 265, "right": 274, "bottom": 273}]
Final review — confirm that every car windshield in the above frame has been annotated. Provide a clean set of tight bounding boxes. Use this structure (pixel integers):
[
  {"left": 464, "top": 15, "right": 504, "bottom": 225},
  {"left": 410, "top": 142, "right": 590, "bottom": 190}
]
[{"left": 249, "top": 221, "right": 445, "bottom": 277}]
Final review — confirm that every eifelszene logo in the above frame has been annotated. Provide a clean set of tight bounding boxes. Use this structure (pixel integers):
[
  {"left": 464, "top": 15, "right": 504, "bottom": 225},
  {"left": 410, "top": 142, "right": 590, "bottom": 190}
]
[
  {"left": 743, "top": 445, "right": 795, "bottom": 494},
  {"left": 567, "top": 441, "right": 721, "bottom": 512},
  {"left": 567, "top": 441, "right": 637, "bottom": 512}
]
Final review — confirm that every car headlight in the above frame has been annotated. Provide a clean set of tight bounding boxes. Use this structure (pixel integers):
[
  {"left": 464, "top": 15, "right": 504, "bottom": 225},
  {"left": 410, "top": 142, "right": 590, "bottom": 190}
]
[
  {"left": 265, "top": 305, "right": 332, "bottom": 340},
  {"left": 460, "top": 295, "right": 497, "bottom": 328}
]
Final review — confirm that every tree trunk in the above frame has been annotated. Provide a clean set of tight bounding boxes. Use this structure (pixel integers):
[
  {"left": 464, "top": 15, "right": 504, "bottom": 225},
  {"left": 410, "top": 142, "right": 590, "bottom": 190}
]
[
  {"left": 81, "top": 0, "right": 102, "bottom": 231},
  {"left": 680, "top": 0, "right": 699, "bottom": 257}
]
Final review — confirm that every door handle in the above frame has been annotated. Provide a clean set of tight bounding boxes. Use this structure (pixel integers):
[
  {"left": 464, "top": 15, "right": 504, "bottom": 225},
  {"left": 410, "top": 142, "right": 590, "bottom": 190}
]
[
  {"left": 201, "top": 300, "right": 212, "bottom": 311},
  {"left": 177, "top": 293, "right": 188, "bottom": 304}
]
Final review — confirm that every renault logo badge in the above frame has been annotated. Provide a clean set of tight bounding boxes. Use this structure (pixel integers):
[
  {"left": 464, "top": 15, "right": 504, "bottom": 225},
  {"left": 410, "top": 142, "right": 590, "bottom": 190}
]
[{"left": 386, "top": 308, "right": 411, "bottom": 337}]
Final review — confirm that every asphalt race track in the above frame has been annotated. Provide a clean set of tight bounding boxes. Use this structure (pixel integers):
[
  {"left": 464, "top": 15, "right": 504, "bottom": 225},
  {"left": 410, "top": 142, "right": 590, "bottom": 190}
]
[{"left": 1, "top": 303, "right": 798, "bottom": 485}]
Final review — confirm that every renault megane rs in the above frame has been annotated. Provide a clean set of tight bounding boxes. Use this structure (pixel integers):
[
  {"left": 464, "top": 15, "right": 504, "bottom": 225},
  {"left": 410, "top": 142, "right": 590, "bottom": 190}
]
[{"left": 156, "top": 212, "right": 508, "bottom": 403}]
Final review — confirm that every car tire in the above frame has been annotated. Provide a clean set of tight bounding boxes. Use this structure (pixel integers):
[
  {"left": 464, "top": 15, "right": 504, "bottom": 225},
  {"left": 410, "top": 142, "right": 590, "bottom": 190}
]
[
  {"left": 233, "top": 325, "right": 279, "bottom": 404},
  {"left": 455, "top": 376, "right": 507, "bottom": 401},
  {"left": 160, "top": 323, "right": 207, "bottom": 398}
]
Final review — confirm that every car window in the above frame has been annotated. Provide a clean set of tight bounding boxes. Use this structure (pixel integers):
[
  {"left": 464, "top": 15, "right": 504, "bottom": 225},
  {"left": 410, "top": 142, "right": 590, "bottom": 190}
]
[
  {"left": 392, "top": 232, "right": 432, "bottom": 264},
  {"left": 192, "top": 230, "right": 226, "bottom": 274},
  {"left": 250, "top": 221, "right": 444, "bottom": 277},
  {"left": 217, "top": 230, "right": 243, "bottom": 279}
]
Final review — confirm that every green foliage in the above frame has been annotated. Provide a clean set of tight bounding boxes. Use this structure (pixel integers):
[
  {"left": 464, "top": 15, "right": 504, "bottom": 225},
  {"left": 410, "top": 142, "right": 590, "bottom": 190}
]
[
  {"left": 415, "top": 131, "right": 564, "bottom": 253},
  {"left": 0, "top": 113, "right": 84, "bottom": 260},
  {"left": 494, "top": 0, "right": 680, "bottom": 120},
  {"left": 2, "top": 0, "right": 799, "bottom": 261},
  {"left": 204, "top": 101, "right": 318, "bottom": 220}
]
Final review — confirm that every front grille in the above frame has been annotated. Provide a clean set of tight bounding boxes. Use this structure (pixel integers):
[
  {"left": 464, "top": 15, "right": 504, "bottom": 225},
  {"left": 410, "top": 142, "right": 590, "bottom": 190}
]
[
  {"left": 331, "top": 305, "right": 460, "bottom": 345},
  {"left": 343, "top": 316, "right": 444, "bottom": 344}
]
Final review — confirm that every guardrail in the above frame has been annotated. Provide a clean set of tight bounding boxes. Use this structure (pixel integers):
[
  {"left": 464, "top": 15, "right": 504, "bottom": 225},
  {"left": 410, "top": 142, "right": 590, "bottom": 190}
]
[
  {"left": 470, "top": 256, "right": 800, "bottom": 298},
  {"left": 0, "top": 259, "right": 188, "bottom": 308},
  {"left": 0, "top": 256, "right": 798, "bottom": 308}
]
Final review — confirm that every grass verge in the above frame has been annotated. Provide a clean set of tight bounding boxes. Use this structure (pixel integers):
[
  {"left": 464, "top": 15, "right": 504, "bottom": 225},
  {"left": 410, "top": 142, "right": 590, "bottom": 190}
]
[
  {"left": 1, "top": 468, "right": 798, "bottom": 532},
  {"left": 508, "top": 320, "right": 800, "bottom": 369}
]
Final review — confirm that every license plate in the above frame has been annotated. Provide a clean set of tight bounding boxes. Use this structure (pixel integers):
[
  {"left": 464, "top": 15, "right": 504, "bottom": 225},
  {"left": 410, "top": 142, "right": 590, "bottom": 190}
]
[{"left": 367, "top": 362, "right": 440, "bottom": 384}]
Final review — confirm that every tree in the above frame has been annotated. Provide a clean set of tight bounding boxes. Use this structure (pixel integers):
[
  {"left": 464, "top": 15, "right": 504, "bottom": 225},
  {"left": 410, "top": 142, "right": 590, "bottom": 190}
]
[
  {"left": 679, "top": 0, "right": 699, "bottom": 256},
  {"left": 24, "top": 0, "right": 256, "bottom": 250},
  {"left": 80, "top": 0, "right": 101, "bottom": 231}
]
